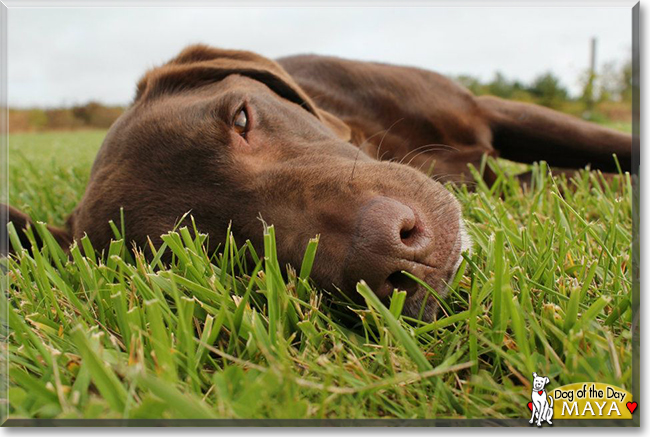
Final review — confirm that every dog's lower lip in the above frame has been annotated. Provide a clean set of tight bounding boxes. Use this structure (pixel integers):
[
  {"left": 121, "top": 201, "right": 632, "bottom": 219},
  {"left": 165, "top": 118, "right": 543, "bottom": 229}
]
[{"left": 393, "top": 264, "right": 438, "bottom": 297}]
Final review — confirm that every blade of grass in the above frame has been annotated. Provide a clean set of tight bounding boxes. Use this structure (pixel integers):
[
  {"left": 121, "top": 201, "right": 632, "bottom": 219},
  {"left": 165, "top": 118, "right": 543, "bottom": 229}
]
[{"left": 356, "top": 281, "right": 432, "bottom": 372}]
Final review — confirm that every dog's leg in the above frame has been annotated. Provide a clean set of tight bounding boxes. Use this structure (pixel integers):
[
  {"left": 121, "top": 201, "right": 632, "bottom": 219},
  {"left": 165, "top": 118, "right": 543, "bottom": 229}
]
[
  {"left": 535, "top": 401, "right": 544, "bottom": 427},
  {"left": 529, "top": 405, "right": 536, "bottom": 424},
  {"left": 478, "top": 96, "right": 633, "bottom": 173},
  {"left": 546, "top": 397, "right": 554, "bottom": 425}
]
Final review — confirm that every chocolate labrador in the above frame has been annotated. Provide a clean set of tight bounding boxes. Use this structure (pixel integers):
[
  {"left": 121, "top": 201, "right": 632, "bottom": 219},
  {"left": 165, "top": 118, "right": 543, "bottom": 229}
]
[{"left": 3, "top": 45, "right": 632, "bottom": 320}]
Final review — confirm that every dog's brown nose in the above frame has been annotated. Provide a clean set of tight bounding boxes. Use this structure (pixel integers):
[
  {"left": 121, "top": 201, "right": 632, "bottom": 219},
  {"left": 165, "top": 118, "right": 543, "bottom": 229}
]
[{"left": 345, "top": 196, "right": 434, "bottom": 300}]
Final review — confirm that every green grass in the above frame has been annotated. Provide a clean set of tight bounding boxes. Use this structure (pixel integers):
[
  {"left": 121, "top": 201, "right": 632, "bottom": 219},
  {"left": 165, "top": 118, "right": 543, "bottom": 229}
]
[
  {"left": 3, "top": 129, "right": 633, "bottom": 420},
  {"left": 8, "top": 130, "right": 105, "bottom": 224}
]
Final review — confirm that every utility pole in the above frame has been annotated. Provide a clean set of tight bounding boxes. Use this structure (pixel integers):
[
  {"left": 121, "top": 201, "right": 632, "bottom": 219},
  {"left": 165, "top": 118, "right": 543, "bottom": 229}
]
[
  {"left": 590, "top": 37, "right": 597, "bottom": 77},
  {"left": 584, "top": 37, "right": 597, "bottom": 112}
]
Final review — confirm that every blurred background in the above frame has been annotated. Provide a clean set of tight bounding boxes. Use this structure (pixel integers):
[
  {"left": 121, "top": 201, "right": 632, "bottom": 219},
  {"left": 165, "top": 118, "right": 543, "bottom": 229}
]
[{"left": 8, "top": 6, "right": 632, "bottom": 132}]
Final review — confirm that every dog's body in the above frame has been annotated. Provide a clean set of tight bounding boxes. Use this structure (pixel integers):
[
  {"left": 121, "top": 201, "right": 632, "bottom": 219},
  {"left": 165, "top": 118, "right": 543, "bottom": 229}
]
[
  {"left": 530, "top": 372, "right": 554, "bottom": 426},
  {"left": 278, "top": 54, "right": 632, "bottom": 183},
  {"left": 3, "top": 45, "right": 632, "bottom": 319}
]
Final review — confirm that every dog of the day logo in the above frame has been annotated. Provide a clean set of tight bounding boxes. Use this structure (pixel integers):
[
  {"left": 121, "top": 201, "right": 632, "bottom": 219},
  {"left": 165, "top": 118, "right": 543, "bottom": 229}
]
[
  {"left": 527, "top": 372, "right": 636, "bottom": 425},
  {"left": 528, "top": 372, "right": 554, "bottom": 426}
]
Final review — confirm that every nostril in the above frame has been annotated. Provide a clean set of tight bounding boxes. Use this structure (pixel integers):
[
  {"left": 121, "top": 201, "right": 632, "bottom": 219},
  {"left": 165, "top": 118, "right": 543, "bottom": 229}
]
[
  {"left": 399, "top": 221, "right": 421, "bottom": 246},
  {"left": 400, "top": 226, "right": 414, "bottom": 242},
  {"left": 386, "top": 271, "right": 420, "bottom": 296}
]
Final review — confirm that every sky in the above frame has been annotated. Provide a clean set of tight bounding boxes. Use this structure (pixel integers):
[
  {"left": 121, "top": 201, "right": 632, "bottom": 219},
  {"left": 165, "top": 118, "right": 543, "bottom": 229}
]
[{"left": 8, "top": 6, "right": 632, "bottom": 108}]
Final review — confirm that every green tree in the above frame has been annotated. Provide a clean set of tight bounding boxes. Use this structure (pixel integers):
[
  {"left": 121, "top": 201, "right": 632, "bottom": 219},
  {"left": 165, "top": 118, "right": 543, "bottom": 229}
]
[
  {"left": 487, "top": 72, "right": 514, "bottom": 98},
  {"left": 455, "top": 75, "right": 485, "bottom": 95},
  {"left": 620, "top": 61, "right": 633, "bottom": 103},
  {"left": 528, "top": 72, "right": 568, "bottom": 109}
]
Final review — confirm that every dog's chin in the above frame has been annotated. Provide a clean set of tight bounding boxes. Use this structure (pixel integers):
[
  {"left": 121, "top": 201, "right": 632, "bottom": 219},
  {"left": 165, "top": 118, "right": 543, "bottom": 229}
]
[{"left": 402, "top": 288, "right": 439, "bottom": 322}]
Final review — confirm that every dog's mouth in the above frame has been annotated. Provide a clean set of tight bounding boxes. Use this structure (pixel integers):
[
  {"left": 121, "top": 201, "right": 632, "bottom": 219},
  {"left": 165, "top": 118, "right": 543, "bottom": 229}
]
[
  {"left": 382, "top": 270, "right": 422, "bottom": 297},
  {"left": 376, "top": 259, "right": 437, "bottom": 299},
  {"left": 383, "top": 270, "right": 441, "bottom": 321},
  {"left": 382, "top": 217, "right": 472, "bottom": 320}
]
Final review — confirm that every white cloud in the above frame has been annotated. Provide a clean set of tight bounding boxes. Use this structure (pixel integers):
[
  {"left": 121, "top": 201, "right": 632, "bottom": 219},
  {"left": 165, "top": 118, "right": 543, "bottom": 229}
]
[{"left": 8, "top": 6, "right": 632, "bottom": 107}]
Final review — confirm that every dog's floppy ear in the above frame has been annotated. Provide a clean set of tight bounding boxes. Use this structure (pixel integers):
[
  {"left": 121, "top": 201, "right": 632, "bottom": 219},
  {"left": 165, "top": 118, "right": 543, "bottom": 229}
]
[
  {"left": 136, "top": 44, "right": 351, "bottom": 141},
  {"left": 1, "top": 204, "right": 72, "bottom": 256},
  {"left": 544, "top": 377, "right": 550, "bottom": 385},
  {"left": 316, "top": 108, "right": 352, "bottom": 142}
]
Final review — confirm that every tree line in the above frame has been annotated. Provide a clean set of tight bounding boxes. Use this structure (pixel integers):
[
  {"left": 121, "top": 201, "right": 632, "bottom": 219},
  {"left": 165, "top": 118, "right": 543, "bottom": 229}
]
[
  {"left": 455, "top": 60, "right": 632, "bottom": 122},
  {"left": 9, "top": 102, "right": 124, "bottom": 132},
  {"left": 8, "top": 61, "right": 632, "bottom": 132}
]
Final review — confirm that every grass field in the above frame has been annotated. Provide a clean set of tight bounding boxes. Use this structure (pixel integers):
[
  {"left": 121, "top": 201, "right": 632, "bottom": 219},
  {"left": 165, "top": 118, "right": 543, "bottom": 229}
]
[{"left": 4, "top": 128, "right": 634, "bottom": 420}]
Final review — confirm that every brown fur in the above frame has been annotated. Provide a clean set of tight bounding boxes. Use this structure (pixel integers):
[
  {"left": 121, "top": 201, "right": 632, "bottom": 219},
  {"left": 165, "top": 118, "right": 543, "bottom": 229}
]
[{"left": 3, "top": 45, "right": 632, "bottom": 320}]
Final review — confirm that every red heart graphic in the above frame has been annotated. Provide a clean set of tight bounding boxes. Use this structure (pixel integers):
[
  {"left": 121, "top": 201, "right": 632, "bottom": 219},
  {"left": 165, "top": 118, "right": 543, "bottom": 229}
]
[
  {"left": 528, "top": 402, "right": 533, "bottom": 411},
  {"left": 626, "top": 402, "right": 637, "bottom": 414},
  {"left": 538, "top": 390, "right": 543, "bottom": 395}
]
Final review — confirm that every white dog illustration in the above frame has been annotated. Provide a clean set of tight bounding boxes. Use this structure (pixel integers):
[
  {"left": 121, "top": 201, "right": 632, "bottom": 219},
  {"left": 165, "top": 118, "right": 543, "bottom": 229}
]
[{"left": 529, "top": 372, "right": 554, "bottom": 426}]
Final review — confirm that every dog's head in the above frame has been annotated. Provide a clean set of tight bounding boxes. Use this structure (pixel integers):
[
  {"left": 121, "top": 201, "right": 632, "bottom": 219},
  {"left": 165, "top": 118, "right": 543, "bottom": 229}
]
[
  {"left": 532, "top": 373, "right": 550, "bottom": 391},
  {"left": 71, "top": 45, "right": 471, "bottom": 320}
]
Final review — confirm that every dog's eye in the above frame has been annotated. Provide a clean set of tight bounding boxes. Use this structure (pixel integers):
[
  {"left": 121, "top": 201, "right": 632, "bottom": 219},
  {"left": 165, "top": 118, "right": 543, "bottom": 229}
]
[{"left": 233, "top": 108, "right": 249, "bottom": 137}]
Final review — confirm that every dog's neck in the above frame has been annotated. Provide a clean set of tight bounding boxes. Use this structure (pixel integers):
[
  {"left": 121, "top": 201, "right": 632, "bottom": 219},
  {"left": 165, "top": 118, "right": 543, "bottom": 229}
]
[{"left": 533, "top": 388, "right": 545, "bottom": 394}]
